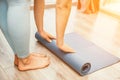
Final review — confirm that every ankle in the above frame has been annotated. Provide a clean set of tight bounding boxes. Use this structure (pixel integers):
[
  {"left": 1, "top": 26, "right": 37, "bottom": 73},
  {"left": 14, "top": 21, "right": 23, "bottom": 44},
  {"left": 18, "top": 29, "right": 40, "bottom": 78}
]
[
  {"left": 15, "top": 55, "right": 18, "bottom": 61},
  {"left": 19, "top": 56, "right": 31, "bottom": 65},
  {"left": 14, "top": 55, "right": 18, "bottom": 66}
]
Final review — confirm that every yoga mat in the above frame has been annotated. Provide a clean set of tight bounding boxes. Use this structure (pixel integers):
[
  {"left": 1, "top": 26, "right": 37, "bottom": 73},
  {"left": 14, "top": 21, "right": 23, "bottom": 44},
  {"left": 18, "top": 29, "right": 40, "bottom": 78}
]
[{"left": 35, "top": 32, "right": 120, "bottom": 76}]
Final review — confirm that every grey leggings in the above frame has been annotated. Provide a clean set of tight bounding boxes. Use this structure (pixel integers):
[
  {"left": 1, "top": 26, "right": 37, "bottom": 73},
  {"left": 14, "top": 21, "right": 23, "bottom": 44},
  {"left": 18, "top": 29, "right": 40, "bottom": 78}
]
[{"left": 0, "top": 0, "right": 30, "bottom": 58}]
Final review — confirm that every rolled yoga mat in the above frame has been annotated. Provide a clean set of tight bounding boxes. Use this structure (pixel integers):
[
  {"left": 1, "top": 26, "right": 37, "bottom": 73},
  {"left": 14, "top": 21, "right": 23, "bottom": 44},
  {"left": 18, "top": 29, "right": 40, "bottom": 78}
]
[{"left": 35, "top": 32, "right": 120, "bottom": 76}]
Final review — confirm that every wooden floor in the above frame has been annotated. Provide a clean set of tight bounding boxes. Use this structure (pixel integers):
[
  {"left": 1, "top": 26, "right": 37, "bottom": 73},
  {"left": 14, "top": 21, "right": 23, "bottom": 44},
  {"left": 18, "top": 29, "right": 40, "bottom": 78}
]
[{"left": 0, "top": 6, "right": 120, "bottom": 80}]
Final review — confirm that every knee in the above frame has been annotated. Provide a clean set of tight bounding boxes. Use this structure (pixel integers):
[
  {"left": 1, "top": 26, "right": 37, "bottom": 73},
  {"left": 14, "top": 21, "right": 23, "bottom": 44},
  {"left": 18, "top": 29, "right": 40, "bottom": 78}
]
[{"left": 56, "top": 0, "right": 72, "bottom": 10}]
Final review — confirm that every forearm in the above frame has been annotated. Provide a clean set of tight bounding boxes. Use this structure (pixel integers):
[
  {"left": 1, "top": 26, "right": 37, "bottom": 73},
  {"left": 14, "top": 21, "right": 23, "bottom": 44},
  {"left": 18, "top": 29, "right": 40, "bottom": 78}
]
[
  {"left": 56, "top": 0, "right": 72, "bottom": 42},
  {"left": 34, "top": 0, "right": 45, "bottom": 33}
]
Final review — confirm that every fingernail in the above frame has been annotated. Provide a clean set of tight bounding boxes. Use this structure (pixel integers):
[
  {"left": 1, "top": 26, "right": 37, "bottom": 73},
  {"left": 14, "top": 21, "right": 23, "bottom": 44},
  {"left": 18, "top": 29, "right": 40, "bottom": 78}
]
[{"left": 49, "top": 40, "right": 52, "bottom": 43}]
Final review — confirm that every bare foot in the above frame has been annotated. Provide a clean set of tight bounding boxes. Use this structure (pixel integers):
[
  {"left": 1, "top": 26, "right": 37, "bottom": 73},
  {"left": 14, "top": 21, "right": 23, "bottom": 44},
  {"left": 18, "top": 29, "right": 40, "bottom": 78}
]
[
  {"left": 83, "top": 10, "right": 91, "bottom": 14},
  {"left": 39, "top": 31, "right": 56, "bottom": 42},
  {"left": 14, "top": 53, "right": 48, "bottom": 66},
  {"left": 57, "top": 43, "right": 75, "bottom": 53},
  {"left": 14, "top": 54, "right": 50, "bottom": 71}
]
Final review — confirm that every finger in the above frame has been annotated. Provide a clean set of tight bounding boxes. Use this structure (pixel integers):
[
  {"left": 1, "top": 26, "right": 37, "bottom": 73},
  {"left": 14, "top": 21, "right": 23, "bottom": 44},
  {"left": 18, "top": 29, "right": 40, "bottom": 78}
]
[
  {"left": 46, "top": 37, "right": 52, "bottom": 42},
  {"left": 48, "top": 34, "right": 56, "bottom": 39}
]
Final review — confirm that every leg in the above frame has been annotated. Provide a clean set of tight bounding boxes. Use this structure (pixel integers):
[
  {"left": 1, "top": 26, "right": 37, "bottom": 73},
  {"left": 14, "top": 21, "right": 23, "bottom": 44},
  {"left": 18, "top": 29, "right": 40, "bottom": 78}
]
[
  {"left": 5, "top": 0, "right": 50, "bottom": 71},
  {"left": 56, "top": 0, "right": 75, "bottom": 53},
  {"left": 34, "top": 0, "right": 55, "bottom": 42},
  {"left": 79, "top": 0, "right": 91, "bottom": 14},
  {"left": 0, "top": 0, "right": 15, "bottom": 51},
  {"left": 79, "top": 0, "right": 87, "bottom": 12},
  {"left": 77, "top": 0, "right": 81, "bottom": 9},
  {"left": 7, "top": 0, "right": 30, "bottom": 58},
  {"left": 92, "top": 0, "right": 100, "bottom": 13},
  {"left": 84, "top": 0, "right": 91, "bottom": 14}
]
